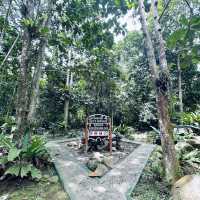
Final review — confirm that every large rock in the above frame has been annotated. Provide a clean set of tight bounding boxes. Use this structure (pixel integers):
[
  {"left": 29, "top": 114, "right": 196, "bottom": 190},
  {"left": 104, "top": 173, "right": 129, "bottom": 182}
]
[
  {"left": 186, "top": 136, "right": 200, "bottom": 149},
  {"left": 173, "top": 175, "right": 200, "bottom": 200}
]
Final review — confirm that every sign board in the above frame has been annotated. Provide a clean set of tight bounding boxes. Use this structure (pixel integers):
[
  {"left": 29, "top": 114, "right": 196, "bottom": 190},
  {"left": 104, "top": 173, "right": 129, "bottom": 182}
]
[
  {"left": 87, "top": 114, "right": 110, "bottom": 137},
  {"left": 84, "top": 114, "right": 112, "bottom": 153}
]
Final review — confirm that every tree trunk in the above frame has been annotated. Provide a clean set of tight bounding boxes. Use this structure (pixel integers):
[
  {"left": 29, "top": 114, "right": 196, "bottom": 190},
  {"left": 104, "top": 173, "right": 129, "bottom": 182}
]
[
  {"left": 64, "top": 99, "right": 69, "bottom": 129},
  {"left": 64, "top": 69, "right": 70, "bottom": 129},
  {"left": 138, "top": 0, "right": 180, "bottom": 184},
  {"left": 27, "top": 39, "right": 45, "bottom": 123},
  {"left": 64, "top": 69, "right": 73, "bottom": 129},
  {"left": 177, "top": 54, "right": 183, "bottom": 113},
  {"left": 16, "top": 27, "right": 31, "bottom": 144},
  {"left": 28, "top": 1, "right": 53, "bottom": 124},
  {"left": 152, "top": 0, "right": 180, "bottom": 184}
]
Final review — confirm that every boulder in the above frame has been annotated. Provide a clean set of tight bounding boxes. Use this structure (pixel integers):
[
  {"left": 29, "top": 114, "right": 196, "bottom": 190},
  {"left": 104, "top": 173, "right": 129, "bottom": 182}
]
[{"left": 173, "top": 175, "right": 200, "bottom": 200}]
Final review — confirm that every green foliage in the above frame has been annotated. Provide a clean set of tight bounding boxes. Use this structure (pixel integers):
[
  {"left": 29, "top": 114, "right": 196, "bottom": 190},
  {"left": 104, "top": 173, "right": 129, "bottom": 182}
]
[
  {"left": 174, "top": 130, "right": 194, "bottom": 142},
  {"left": 8, "top": 147, "right": 21, "bottom": 161},
  {"left": 148, "top": 147, "right": 165, "bottom": 180},
  {"left": 182, "top": 149, "right": 200, "bottom": 165},
  {"left": 180, "top": 112, "right": 200, "bottom": 125},
  {"left": 0, "top": 116, "right": 16, "bottom": 134},
  {"left": 5, "top": 164, "right": 21, "bottom": 176},
  {"left": 0, "top": 133, "right": 48, "bottom": 179},
  {"left": 0, "top": 133, "right": 14, "bottom": 149},
  {"left": 146, "top": 131, "right": 158, "bottom": 143},
  {"left": 5, "top": 163, "right": 42, "bottom": 179},
  {"left": 21, "top": 18, "right": 34, "bottom": 27},
  {"left": 114, "top": 124, "right": 132, "bottom": 136},
  {"left": 22, "top": 135, "right": 47, "bottom": 159},
  {"left": 167, "top": 29, "right": 187, "bottom": 49}
]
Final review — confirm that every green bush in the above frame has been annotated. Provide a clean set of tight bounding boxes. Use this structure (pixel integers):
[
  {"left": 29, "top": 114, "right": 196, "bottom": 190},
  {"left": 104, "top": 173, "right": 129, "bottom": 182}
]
[{"left": 0, "top": 133, "right": 49, "bottom": 179}]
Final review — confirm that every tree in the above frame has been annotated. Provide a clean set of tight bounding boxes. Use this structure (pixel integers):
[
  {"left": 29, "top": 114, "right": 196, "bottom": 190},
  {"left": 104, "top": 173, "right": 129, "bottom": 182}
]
[
  {"left": 28, "top": 1, "right": 54, "bottom": 123},
  {"left": 138, "top": 0, "right": 180, "bottom": 184},
  {"left": 15, "top": 0, "right": 34, "bottom": 144}
]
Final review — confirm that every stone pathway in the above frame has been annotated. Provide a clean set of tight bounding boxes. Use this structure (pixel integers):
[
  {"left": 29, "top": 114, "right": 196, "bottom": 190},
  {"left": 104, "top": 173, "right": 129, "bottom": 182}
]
[{"left": 46, "top": 138, "right": 155, "bottom": 200}]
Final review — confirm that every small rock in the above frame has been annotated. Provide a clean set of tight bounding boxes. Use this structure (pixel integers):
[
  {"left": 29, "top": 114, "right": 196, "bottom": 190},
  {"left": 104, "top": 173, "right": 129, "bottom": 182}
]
[
  {"left": 93, "top": 152, "right": 104, "bottom": 162},
  {"left": 86, "top": 159, "right": 98, "bottom": 171},
  {"left": 89, "top": 163, "right": 108, "bottom": 177},
  {"left": 173, "top": 175, "right": 200, "bottom": 200}
]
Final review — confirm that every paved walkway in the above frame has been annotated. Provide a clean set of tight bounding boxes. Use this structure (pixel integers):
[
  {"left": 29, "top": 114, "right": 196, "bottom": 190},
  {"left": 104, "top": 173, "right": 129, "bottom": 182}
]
[{"left": 46, "top": 138, "right": 155, "bottom": 200}]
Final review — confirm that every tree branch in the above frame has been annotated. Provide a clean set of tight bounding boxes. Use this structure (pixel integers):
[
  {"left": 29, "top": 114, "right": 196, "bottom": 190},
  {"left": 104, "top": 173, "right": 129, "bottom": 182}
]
[
  {"left": 158, "top": 0, "right": 172, "bottom": 22},
  {"left": 0, "top": 33, "right": 20, "bottom": 68},
  {"left": 183, "top": 0, "right": 193, "bottom": 15}
]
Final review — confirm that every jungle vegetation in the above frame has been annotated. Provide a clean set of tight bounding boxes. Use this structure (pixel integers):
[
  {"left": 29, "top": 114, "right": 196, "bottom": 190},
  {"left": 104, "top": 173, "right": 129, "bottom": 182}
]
[{"left": 0, "top": 0, "right": 200, "bottom": 198}]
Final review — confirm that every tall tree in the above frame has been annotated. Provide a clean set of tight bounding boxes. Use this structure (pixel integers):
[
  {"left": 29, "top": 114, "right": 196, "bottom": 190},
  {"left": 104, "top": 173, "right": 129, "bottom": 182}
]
[
  {"left": 138, "top": 0, "right": 180, "bottom": 184},
  {"left": 28, "top": 1, "right": 54, "bottom": 123},
  {"left": 16, "top": 0, "right": 34, "bottom": 144}
]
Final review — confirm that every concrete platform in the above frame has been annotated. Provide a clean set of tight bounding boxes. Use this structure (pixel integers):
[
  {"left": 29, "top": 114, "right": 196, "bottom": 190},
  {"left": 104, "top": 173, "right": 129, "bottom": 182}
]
[{"left": 46, "top": 138, "right": 155, "bottom": 200}]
